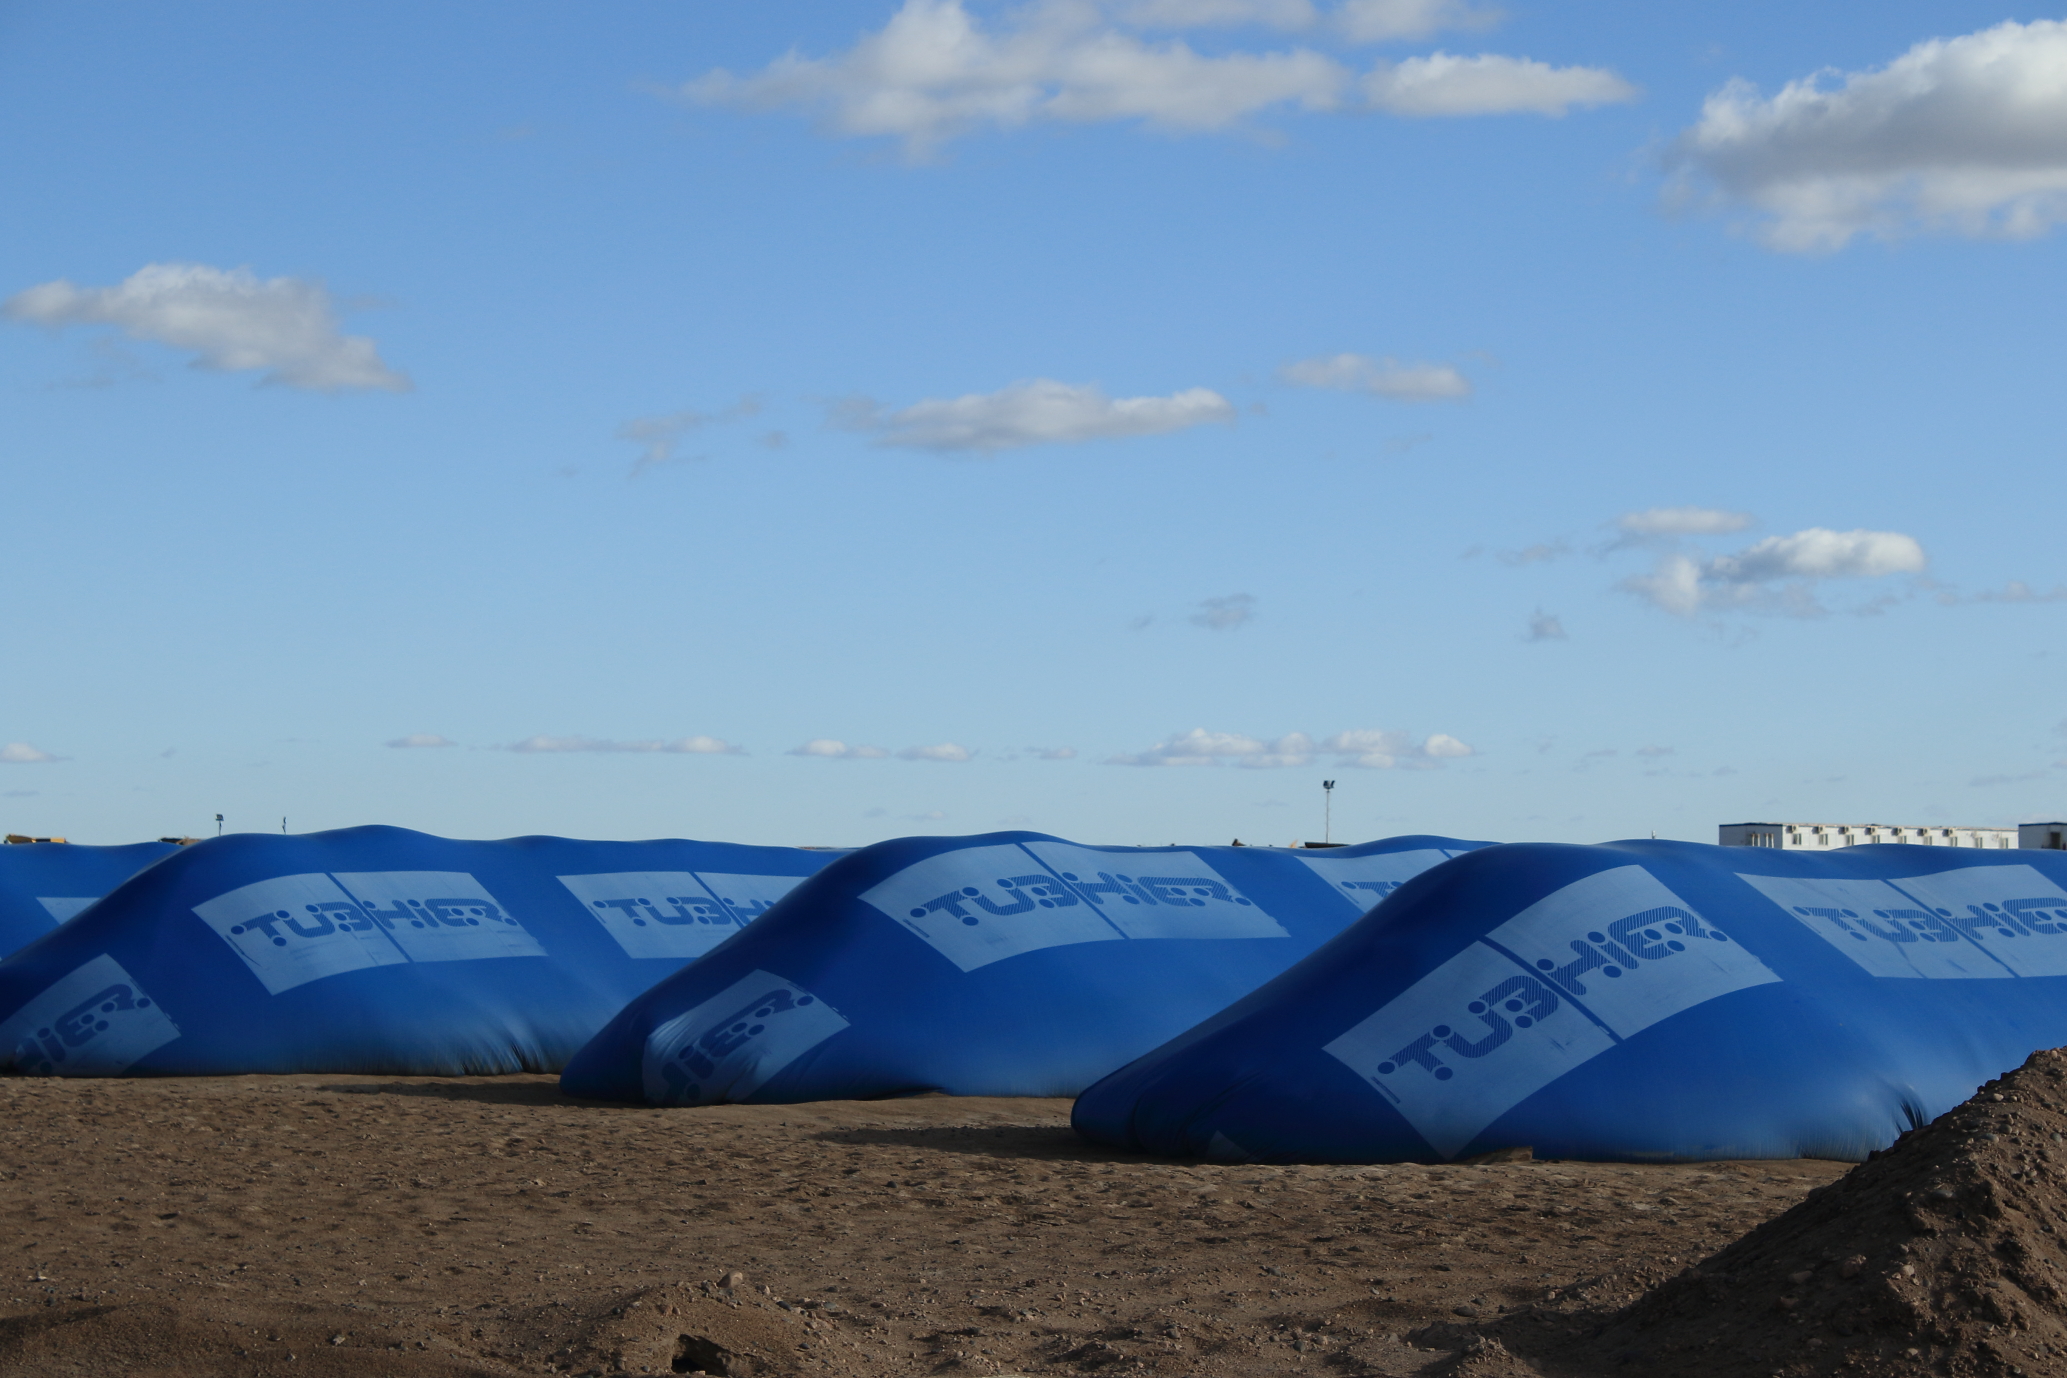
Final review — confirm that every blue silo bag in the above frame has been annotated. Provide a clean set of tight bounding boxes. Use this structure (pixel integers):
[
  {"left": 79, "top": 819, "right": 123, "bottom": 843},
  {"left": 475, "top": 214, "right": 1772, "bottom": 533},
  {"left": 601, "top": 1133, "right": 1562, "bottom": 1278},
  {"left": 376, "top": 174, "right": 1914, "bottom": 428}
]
[
  {"left": 0, "top": 826, "right": 839, "bottom": 1077},
  {"left": 1072, "top": 840, "right": 2067, "bottom": 1165},
  {"left": 560, "top": 831, "right": 1489, "bottom": 1104},
  {"left": 0, "top": 840, "right": 178, "bottom": 957}
]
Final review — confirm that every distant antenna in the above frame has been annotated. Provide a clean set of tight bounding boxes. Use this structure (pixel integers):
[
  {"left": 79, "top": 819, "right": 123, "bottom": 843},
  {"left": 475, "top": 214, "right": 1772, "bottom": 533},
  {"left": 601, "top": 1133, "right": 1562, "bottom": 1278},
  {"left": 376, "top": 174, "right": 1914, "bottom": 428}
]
[
  {"left": 215, "top": 813, "right": 224, "bottom": 837},
  {"left": 1322, "top": 779, "right": 1336, "bottom": 845}
]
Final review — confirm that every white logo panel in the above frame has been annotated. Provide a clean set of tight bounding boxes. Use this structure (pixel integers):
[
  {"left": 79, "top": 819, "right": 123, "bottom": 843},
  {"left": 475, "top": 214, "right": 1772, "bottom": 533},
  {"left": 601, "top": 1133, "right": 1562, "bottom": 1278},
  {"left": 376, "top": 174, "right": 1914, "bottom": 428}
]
[
  {"left": 860, "top": 844, "right": 1122, "bottom": 972},
  {"left": 556, "top": 872, "right": 735, "bottom": 960},
  {"left": 36, "top": 897, "right": 97, "bottom": 924},
  {"left": 1019, "top": 842, "right": 1286, "bottom": 942},
  {"left": 1326, "top": 867, "right": 1780, "bottom": 1158},
  {"left": 641, "top": 969, "right": 849, "bottom": 1106},
  {"left": 192, "top": 873, "right": 409, "bottom": 994},
  {"left": 1489, "top": 867, "right": 1781, "bottom": 1035},
  {"left": 692, "top": 871, "right": 809, "bottom": 926},
  {"left": 1737, "top": 873, "right": 2013, "bottom": 979},
  {"left": 1886, "top": 866, "right": 2067, "bottom": 978},
  {"left": 0, "top": 954, "right": 182, "bottom": 1075},
  {"left": 1295, "top": 848, "right": 1454, "bottom": 908},
  {"left": 1326, "top": 940, "right": 1615, "bottom": 1159},
  {"left": 329, "top": 872, "right": 545, "bottom": 964}
]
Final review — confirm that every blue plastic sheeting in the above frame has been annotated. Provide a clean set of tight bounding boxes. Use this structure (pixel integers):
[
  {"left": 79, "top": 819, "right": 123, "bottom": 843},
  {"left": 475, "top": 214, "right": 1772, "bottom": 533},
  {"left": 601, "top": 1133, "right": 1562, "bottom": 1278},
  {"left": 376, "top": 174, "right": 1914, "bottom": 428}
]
[
  {"left": 0, "top": 841, "right": 177, "bottom": 957},
  {"left": 560, "top": 831, "right": 1490, "bottom": 1105},
  {"left": 0, "top": 826, "right": 839, "bottom": 1077},
  {"left": 1073, "top": 840, "right": 2067, "bottom": 1166}
]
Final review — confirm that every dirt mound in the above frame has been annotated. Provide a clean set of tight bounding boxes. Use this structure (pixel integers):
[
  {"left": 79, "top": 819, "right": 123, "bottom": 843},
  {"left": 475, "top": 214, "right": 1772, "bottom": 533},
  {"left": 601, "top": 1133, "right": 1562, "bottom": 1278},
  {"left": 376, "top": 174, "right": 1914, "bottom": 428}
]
[{"left": 1576, "top": 1047, "right": 2067, "bottom": 1378}]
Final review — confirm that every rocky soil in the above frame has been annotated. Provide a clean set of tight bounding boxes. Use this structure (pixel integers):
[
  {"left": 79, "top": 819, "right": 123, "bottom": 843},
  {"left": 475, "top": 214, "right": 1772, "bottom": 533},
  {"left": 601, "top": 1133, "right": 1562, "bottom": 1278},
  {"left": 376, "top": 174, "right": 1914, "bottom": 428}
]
[{"left": 0, "top": 1071, "right": 1879, "bottom": 1376}]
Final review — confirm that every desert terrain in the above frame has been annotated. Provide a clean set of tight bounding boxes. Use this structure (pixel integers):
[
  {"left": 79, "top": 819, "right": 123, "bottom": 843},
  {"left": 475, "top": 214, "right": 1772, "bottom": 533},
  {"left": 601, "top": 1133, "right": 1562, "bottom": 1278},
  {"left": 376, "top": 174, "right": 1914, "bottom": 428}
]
[{"left": 0, "top": 1071, "right": 1871, "bottom": 1377}]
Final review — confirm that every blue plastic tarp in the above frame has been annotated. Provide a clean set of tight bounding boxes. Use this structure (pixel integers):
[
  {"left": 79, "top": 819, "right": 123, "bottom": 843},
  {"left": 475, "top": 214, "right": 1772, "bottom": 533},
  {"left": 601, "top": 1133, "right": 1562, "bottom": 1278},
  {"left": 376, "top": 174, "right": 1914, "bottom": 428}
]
[
  {"left": 0, "top": 826, "right": 839, "bottom": 1077},
  {"left": 0, "top": 841, "right": 177, "bottom": 957},
  {"left": 1072, "top": 840, "right": 2067, "bottom": 1165},
  {"left": 561, "top": 831, "right": 1490, "bottom": 1104}
]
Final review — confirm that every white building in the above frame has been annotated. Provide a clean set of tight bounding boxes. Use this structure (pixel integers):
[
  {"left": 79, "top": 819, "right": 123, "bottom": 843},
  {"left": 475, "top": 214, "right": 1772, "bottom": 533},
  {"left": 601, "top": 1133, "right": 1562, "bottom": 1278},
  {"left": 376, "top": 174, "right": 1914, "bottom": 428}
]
[
  {"left": 2018, "top": 823, "right": 2067, "bottom": 851},
  {"left": 1719, "top": 822, "right": 2018, "bottom": 851}
]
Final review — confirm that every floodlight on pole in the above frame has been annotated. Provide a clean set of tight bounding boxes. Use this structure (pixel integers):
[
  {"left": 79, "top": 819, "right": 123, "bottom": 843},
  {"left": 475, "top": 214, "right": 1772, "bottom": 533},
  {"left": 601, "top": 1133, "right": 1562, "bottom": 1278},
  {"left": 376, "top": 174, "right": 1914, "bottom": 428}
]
[
  {"left": 1322, "top": 779, "right": 1336, "bottom": 845},
  {"left": 215, "top": 813, "right": 224, "bottom": 837}
]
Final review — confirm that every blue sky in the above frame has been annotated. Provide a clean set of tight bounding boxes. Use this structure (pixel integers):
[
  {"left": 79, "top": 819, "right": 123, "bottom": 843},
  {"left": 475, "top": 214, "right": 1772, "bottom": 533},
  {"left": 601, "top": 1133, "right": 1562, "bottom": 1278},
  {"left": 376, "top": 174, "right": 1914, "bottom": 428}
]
[{"left": 3, "top": 1, "right": 2064, "bottom": 847}]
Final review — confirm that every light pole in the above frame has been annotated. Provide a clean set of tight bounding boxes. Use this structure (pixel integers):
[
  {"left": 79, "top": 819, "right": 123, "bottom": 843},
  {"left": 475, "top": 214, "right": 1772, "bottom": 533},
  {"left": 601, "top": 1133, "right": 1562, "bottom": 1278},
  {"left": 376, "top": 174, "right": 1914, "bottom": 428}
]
[
  {"left": 215, "top": 813, "right": 224, "bottom": 837},
  {"left": 1322, "top": 779, "right": 1336, "bottom": 845}
]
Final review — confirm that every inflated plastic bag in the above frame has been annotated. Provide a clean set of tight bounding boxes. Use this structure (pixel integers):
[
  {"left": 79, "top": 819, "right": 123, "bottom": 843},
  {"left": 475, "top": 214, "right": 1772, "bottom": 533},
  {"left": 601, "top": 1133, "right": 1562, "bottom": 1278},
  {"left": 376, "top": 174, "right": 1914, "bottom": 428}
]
[
  {"left": 0, "top": 826, "right": 838, "bottom": 1076},
  {"left": 1073, "top": 840, "right": 2067, "bottom": 1165},
  {"left": 561, "top": 831, "right": 1488, "bottom": 1104},
  {"left": 0, "top": 840, "right": 177, "bottom": 957}
]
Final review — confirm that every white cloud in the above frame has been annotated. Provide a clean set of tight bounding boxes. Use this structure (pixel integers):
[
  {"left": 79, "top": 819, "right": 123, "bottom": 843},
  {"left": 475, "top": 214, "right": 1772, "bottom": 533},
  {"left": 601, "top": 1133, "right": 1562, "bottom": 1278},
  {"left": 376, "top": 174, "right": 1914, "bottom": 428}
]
[
  {"left": 789, "top": 738, "right": 891, "bottom": 759},
  {"left": 386, "top": 734, "right": 456, "bottom": 749},
  {"left": 857, "top": 378, "right": 1235, "bottom": 453},
  {"left": 1278, "top": 352, "right": 1471, "bottom": 400},
  {"left": 1111, "top": 729, "right": 1316, "bottom": 767},
  {"left": 679, "top": 0, "right": 1630, "bottom": 154},
  {"left": 1622, "top": 554, "right": 1706, "bottom": 617},
  {"left": 1112, "top": 0, "right": 1321, "bottom": 31},
  {"left": 684, "top": 0, "right": 1346, "bottom": 156},
  {"left": 4, "top": 263, "right": 409, "bottom": 392},
  {"left": 1334, "top": 0, "right": 1496, "bottom": 44},
  {"left": 898, "top": 742, "right": 976, "bottom": 761},
  {"left": 1712, "top": 528, "right": 1926, "bottom": 582},
  {"left": 1030, "top": 745, "right": 1079, "bottom": 759},
  {"left": 1111, "top": 726, "right": 1472, "bottom": 768},
  {"left": 507, "top": 735, "right": 745, "bottom": 755},
  {"left": 1667, "top": 20, "right": 2067, "bottom": 251},
  {"left": 1523, "top": 608, "right": 1566, "bottom": 641},
  {"left": 1615, "top": 506, "right": 1754, "bottom": 537},
  {"left": 1191, "top": 593, "right": 1256, "bottom": 629},
  {"left": 1317, "top": 727, "right": 1475, "bottom": 768},
  {"left": 0, "top": 743, "right": 62, "bottom": 764},
  {"left": 1623, "top": 527, "right": 1927, "bottom": 617},
  {"left": 1117, "top": 0, "right": 1497, "bottom": 43},
  {"left": 1364, "top": 52, "right": 1636, "bottom": 116}
]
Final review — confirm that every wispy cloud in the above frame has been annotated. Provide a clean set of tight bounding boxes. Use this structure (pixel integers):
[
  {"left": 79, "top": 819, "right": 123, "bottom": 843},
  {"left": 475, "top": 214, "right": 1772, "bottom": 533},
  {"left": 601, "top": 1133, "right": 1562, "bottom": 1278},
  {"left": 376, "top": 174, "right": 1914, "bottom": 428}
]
[
  {"left": 789, "top": 738, "right": 890, "bottom": 759},
  {"left": 1114, "top": 0, "right": 1498, "bottom": 43},
  {"left": 844, "top": 378, "right": 1235, "bottom": 453},
  {"left": 507, "top": 735, "right": 745, "bottom": 755},
  {"left": 1278, "top": 351, "right": 1471, "bottom": 400},
  {"left": 0, "top": 743, "right": 63, "bottom": 764},
  {"left": 1498, "top": 540, "right": 1568, "bottom": 567},
  {"left": 678, "top": 0, "right": 1634, "bottom": 157},
  {"left": 1191, "top": 593, "right": 1257, "bottom": 630},
  {"left": 617, "top": 396, "right": 763, "bottom": 475},
  {"left": 898, "top": 742, "right": 976, "bottom": 762},
  {"left": 1523, "top": 608, "right": 1567, "bottom": 641},
  {"left": 1030, "top": 746, "right": 1079, "bottom": 760},
  {"left": 1110, "top": 726, "right": 1473, "bottom": 768},
  {"left": 1937, "top": 581, "right": 2067, "bottom": 606},
  {"left": 5, "top": 263, "right": 409, "bottom": 392},
  {"left": 1666, "top": 19, "right": 2067, "bottom": 251},
  {"left": 385, "top": 734, "right": 456, "bottom": 749},
  {"left": 1972, "top": 770, "right": 2049, "bottom": 788},
  {"left": 1614, "top": 506, "right": 1754, "bottom": 538}
]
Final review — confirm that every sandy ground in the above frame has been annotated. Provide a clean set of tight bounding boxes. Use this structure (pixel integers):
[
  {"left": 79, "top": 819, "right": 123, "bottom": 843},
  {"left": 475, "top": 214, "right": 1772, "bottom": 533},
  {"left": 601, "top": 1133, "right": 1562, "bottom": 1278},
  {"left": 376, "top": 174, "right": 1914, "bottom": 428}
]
[{"left": 0, "top": 1073, "right": 1850, "bottom": 1377}]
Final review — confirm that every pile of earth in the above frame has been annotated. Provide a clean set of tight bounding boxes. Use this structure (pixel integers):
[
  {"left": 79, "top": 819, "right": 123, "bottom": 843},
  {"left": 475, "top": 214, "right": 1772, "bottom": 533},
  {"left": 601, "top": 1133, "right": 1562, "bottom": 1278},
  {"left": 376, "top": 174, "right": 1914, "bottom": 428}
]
[{"left": 1563, "top": 1047, "right": 2067, "bottom": 1378}]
